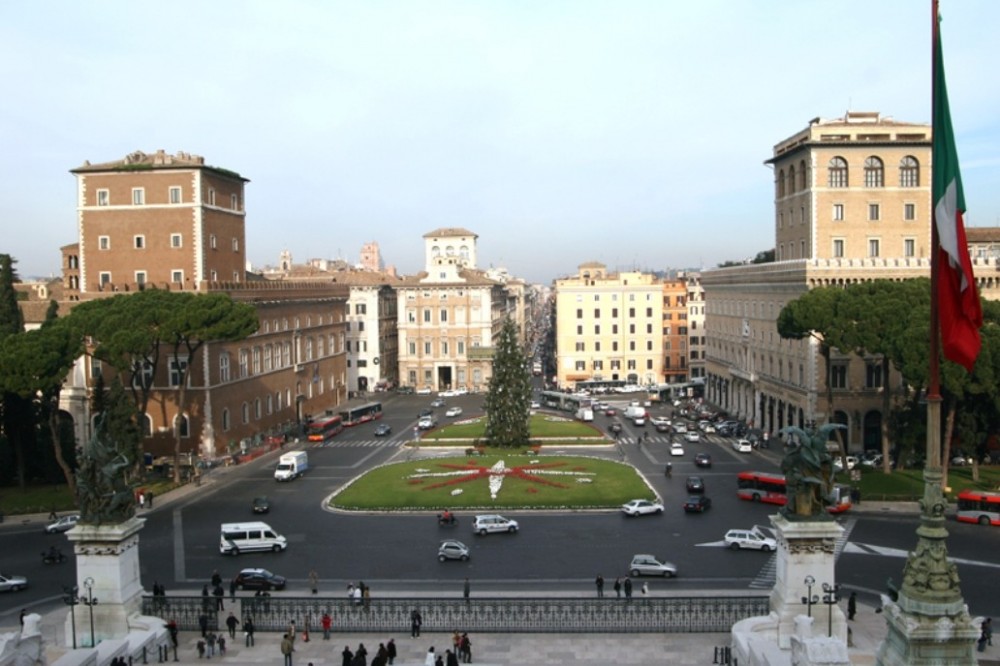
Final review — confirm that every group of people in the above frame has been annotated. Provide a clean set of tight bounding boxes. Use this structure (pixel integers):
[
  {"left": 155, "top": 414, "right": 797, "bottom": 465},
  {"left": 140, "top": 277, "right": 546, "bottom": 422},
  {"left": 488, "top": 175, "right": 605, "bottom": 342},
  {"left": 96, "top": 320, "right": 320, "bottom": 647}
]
[
  {"left": 337, "top": 640, "right": 397, "bottom": 666},
  {"left": 596, "top": 574, "right": 646, "bottom": 599},
  {"left": 347, "top": 581, "right": 371, "bottom": 606}
]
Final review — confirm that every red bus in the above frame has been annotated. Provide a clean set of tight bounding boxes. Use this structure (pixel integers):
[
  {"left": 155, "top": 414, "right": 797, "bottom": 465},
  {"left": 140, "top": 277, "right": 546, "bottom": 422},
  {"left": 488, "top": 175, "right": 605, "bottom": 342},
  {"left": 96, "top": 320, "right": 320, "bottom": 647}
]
[
  {"left": 338, "top": 402, "right": 383, "bottom": 427},
  {"left": 736, "top": 471, "right": 851, "bottom": 514},
  {"left": 955, "top": 489, "right": 1000, "bottom": 526},
  {"left": 307, "top": 415, "right": 344, "bottom": 442}
]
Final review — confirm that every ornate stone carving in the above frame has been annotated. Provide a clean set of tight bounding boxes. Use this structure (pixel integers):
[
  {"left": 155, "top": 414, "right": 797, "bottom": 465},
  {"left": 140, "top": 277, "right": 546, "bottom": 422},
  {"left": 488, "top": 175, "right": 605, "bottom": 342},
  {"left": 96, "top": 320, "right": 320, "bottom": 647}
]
[
  {"left": 75, "top": 414, "right": 136, "bottom": 526},
  {"left": 778, "top": 424, "right": 845, "bottom": 520}
]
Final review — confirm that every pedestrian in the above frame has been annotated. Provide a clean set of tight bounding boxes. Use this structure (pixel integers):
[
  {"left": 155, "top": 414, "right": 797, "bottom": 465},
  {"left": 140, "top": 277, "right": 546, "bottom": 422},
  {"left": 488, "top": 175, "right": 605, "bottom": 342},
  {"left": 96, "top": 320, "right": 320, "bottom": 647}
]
[
  {"left": 983, "top": 617, "right": 993, "bottom": 646},
  {"left": 595, "top": 574, "right": 604, "bottom": 598},
  {"left": 322, "top": 611, "right": 332, "bottom": 640},
  {"left": 624, "top": 577, "right": 633, "bottom": 601},
  {"left": 229, "top": 576, "right": 237, "bottom": 602},
  {"left": 243, "top": 617, "right": 255, "bottom": 647},
  {"left": 445, "top": 649, "right": 459, "bottom": 666},
  {"left": 138, "top": 492, "right": 146, "bottom": 509},
  {"left": 613, "top": 577, "right": 622, "bottom": 598},
  {"left": 411, "top": 609, "right": 423, "bottom": 637},
  {"left": 386, "top": 638, "right": 397, "bottom": 664},
  {"left": 217, "top": 635, "right": 226, "bottom": 656},
  {"left": 641, "top": 581, "right": 649, "bottom": 597},
  {"left": 435, "top": 655, "right": 444, "bottom": 666},
  {"left": 356, "top": 642, "right": 369, "bottom": 666},
  {"left": 225, "top": 612, "right": 238, "bottom": 638},
  {"left": 847, "top": 592, "right": 857, "bottom": 621},
  {"left": 374, "top": 643, "right": 388, "bottom": 666},
  {"left": 19, "top": 609, "right": 26, "bottom": 627},
  {"left": 206, "top": 631, "right": 217, "bottom": 658},
  {"left": 363, "top": 583, "right": 371, "bottom": 607},
  {"left": 198, "top": 613, "right": 209, "bottom": 638},
  {"left": 452, "top": 630, "right": 461, "bottom": 655},
  {"left": 196, "top": 639, "right": 206, "bottom": 659},
  {"left": 342, "top": 646, "right": 354, "bottom": 666},
  {"left": 463, "top": 578, "right": 470, "bottom": 603},
  {"left": 309, "top": 569, "right": 319, "bottom": 595},
  {"left": 280, "top": 633, "right": 294, "bottom": 666},
  {"left": 459, "top": 633, "right": 471, "bottom": 663},
  {"left": 211, "top": 570, "right": 222, "bottom": 588},
  {"left": 424, "top": 647, "right": 436, "bottom": 666},
  {"left": 167, "top": 620, "right": 179, "bottom": 648},
  {"left": 213, "top": 583, "right": 225, "bottom": 610},
  {"left": 347, "top": 582, "right": 355, "bottom": 600},
  {"left": 354, "top": 585, "right": 363, "bottom": 606},
  {"left": 147, "top": 490, "right": 154, "bottom": 508}
]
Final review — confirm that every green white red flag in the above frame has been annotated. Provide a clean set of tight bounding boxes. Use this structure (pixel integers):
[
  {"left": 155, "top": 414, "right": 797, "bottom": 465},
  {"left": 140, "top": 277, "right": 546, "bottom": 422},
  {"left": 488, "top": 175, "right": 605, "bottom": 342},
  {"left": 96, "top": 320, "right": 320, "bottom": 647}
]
[{"left": 933, "top": 20, "right": 981, "bottom": 372}]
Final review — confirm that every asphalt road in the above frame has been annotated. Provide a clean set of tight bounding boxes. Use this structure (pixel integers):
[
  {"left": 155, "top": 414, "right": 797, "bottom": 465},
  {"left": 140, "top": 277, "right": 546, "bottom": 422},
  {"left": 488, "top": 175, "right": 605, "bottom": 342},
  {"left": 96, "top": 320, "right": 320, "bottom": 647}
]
[{"left": 3, "top": 391, "right": 1000, "bottom": 625}]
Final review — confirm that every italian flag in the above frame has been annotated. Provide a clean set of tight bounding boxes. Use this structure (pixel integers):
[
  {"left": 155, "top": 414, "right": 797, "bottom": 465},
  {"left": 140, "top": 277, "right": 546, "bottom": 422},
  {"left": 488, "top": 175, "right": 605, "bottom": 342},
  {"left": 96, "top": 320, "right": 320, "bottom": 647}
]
[{"left": 934, "top": 23, "right": 981, "bottom": 372}]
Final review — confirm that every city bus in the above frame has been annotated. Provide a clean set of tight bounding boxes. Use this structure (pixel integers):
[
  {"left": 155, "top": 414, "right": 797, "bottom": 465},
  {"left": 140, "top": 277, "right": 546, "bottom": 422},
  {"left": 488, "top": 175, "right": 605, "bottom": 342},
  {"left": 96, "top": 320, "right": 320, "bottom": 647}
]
[
  {"left": 736, "top": 471, "right": 852, "bottom": 513},
  {"left": 306, "top": 414, "right": 344, "bottom": 442},
  {"left": 540, "top": 390, "right": 590, "bottom": 413},
  {"left": 338, "top": 402, "right": 383, "bottom": 427},
  {"left": 955, "top": 489, "right": 1000, "bottom": 526},
  {"left": 575, "top": 379, "right": 626, "bottom": 394}
]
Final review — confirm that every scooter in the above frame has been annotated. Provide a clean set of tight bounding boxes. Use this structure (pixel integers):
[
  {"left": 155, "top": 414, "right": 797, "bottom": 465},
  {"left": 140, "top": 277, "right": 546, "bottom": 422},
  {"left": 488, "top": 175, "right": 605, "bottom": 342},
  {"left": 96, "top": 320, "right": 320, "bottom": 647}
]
[
  {"left": 437, "top": 513, "right": 458, "bottom": 526},
  {"left": 41, "top": 548, "right": 67, "bottom": 564}
]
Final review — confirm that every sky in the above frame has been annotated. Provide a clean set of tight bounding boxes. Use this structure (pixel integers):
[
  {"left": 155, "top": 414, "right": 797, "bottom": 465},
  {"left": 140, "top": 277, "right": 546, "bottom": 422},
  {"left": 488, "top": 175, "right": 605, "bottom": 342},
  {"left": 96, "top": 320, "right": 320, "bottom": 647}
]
[{"left": 2, "top": 1, "right": 999, "bottom": 285}]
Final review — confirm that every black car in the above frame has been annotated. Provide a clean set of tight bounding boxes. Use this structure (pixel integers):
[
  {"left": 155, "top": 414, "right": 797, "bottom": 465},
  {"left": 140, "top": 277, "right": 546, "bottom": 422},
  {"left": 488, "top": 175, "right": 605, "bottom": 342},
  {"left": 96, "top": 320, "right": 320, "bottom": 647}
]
[
  {"left": 251, "top": 496, "right": 270, "bottom": 514},
  {"left": 685, "top": 476, "right": 705, "bottom": 494},
  {"left": 374, "top": 423, "right": 392, "bottom": 437},
  {"left": 418, "top": 408, "right": 433, "bottom": 418},
  {"left": 396, "top": 386, "right": 415, "bottom": 395},
  {"left": 694, "top": 452, "right": 713, "bottom": 468},
  {"left": 233, "top": 568, "right": 286, "bottom": 591},
  {"left": 682, "top": 496, "right": 712, "bottom": 513}
]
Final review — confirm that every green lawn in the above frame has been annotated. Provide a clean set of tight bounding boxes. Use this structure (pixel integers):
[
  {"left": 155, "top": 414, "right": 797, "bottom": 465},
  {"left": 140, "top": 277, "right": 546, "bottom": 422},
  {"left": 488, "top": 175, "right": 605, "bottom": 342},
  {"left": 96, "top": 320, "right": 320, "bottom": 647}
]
[
  {"left": 331, "top": 454, "right": 653, "bottom": 511},
  {"left": 0, "top": 478, "right": 181, "bottom": 517},
  {"left": 848, "top": 465, "right": 1000, "bottom": 501},
  {"left": 418, "top": 413, "right": 603, "bottom": 443}
]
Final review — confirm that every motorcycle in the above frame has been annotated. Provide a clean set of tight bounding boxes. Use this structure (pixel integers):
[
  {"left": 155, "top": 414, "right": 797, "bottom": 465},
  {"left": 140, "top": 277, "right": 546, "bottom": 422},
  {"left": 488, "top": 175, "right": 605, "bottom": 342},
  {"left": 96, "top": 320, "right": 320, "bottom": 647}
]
[
  {"left": 41, "top": 549, "right": 67, "bottom": 565},
  {"left": 437, "top": 513, "right": 458, "bottom": 526}
]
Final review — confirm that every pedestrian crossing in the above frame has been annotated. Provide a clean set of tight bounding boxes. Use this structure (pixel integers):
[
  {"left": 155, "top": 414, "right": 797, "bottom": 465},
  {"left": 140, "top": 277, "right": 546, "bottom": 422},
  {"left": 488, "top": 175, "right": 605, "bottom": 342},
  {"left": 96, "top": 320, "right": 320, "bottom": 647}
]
[
  {"left": 314, "top": 439, "right": 405, "bottom": 449},
  {"left": 748, "top": 517, "right": 857, "bottom": 589}
]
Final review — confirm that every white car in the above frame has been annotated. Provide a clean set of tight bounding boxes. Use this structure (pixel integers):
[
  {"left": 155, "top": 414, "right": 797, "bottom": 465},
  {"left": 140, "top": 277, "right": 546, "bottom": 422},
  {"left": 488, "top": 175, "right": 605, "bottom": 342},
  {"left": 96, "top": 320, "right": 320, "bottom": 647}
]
[
  {"left": 445, "top": 406, "right": 464, "bottom": 417},
  {"left": 732, "top": 439, "right": 753, "bottom": 453},
  {"left": 670, "top": 442, "right": 685, "bottom": 457},
  {"left": 621, "top": 499, "right": 665, "bottom": 516},
  {"left": 833, "top": 455, "right": 859, "bottom": 471},
  {"left": 684, "top": 431, "right": 700, "bottom": 443},
  {"left": 530, "top": 401, "right": 541, "bottom": 410},
  {"left": 472, "top": 514, "right": 519, "bottom": 535},
  {"left": 438, "top": 390, "right": 458, "bottom": 397},
  {"left": 44, "top": 514, "right": 81, "bottom": 534},
  {"left": 417, "top": 416, "right": 437, "bottom": 430},
  {"left": 673, "top": 423, "right": 688, "bottom": 434},
  {"left": 416, "top": 387, "right": 432, "bottom": 395},
  {"left": 724, "top": 527, "right": 777, "bottom": 552}
]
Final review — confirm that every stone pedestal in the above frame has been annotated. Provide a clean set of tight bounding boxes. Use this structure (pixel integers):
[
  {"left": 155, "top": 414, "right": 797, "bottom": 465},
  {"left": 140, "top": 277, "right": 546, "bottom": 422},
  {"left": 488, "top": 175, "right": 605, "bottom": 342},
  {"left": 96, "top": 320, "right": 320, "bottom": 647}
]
[
  {"left": 769, "top": 514, "right": 847, "bottom": 649},
  {"left": 63, "top": 517, "right": 146, "bottom": 648},
  {"left": 876, "top": 593, "right": 979, "bottom": 665}
]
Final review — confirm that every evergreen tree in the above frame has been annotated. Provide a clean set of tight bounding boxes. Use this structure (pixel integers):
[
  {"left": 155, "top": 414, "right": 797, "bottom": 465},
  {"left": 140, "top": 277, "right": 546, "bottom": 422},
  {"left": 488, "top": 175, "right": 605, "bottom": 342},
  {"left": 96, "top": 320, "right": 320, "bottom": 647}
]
[
  {"left": 483, "top": 317, "right": 532, "bottom": 448},
  {"left": 0, "top": 254, "right": 30, "bottom": 486}
]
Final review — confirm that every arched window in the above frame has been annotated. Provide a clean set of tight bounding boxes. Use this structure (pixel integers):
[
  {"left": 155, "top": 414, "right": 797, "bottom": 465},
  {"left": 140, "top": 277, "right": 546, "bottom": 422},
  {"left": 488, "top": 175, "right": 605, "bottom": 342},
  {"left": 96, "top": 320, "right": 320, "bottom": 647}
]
[
  {"left": 219, "top": 353, "right": 230, "bottom": 382},
  {"left": 173, "top": 414, "right": 190, "bottom": 438},
  {"left": 798, "top": 160, "right": 807, "bottom": 190},
  {"left": 221, "top": 408, "right": 230, "bottom": 432},
  {"left": 266, "top": 394, "right": 273, "bottom": 415},
  {"left": 777, "top": 169, "right": 786, "bottom": 197},
  {"left": 142, "top": 413, "right": 153, "bottom": 437},
  {"left": 276, "top": 391, "right": 283, "bottom": 411},
  {"left": 899, "top": 156, "right": 920, "bottom": 187},
  {"left": 864, "top": 156, "right": 884, "bottom": 187},
  {"left": 828, "top": 157, "right": 848, "bottom": 188},
  {"left": 241, "top": 402, "right": 250, "bottom": 424},
  {"left": 432, "top": 245, "right": 440, "bottom": 256},
  {"left": 787, "top": 165, "right": 796, "bottom": 194},
  {"left": 460, "top": 245, "right": 469, "bottom": 259},
  {"left": 254, "top": 398, "right": 262, "bottom": 420}
]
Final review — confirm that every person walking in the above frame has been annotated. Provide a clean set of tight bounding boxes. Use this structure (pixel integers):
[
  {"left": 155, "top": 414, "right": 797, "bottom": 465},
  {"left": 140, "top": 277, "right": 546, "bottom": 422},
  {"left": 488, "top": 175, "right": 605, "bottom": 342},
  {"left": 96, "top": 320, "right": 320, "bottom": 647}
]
[
  {"left": 217, "top": 635, "right": 226, "bottom": 656},
  {"left": 211, "top": 570, "right": 222, "bottom": 588},
  {"left": 229, "top": 576, "right": 237, "bottom": 602},
  {"left": 424, "top": 647, "right": 436, "bottom": 666},
  {"left": 374, "top": 642, "right": 388, "bottom": 666},
  {"left": 225, "top": 612, "right": 238, "bottom": 639},
  {"left": 213, "top": 583, "right": 225, "bottom": 611},
  {"left": 354, "top": 642, "right": 368, "bottom": 666},
  {"left": 198, "top": 613, "right": 209, "bottom": 638},
  {"left": 983, "top": 617, "right": 993, "bottom": 647},
  {"left": 847, "top": 592, "right": 857, "bottom": 621},
  {"left": 613, "top": 577, "right": 622, "bottom": 598},
  {"left": 243, "top": 617, "right": 255, "bottom": 647},
  {"left": 624, "top": 577, "right": 633, "bottom": 601},
  {"left": 341, "top": 645, "right": 353, "bottom": 666},
  {"left": 641, "top": 581, "right": 649, "bottom": 597},
  {"left": 280, "top": 633, "right": 294, "bottom": 666},
  {"left": 411, "top": 610, "right": 423, "bottom": 637},
  {"left": 205, "top": 631, "right": 217, "bottom": 658},
  {"left": 445, "top": 649, "right": 459, "bottom": 666},
  {"left": 321, "top": 612, "right": 332, "bottom": 640},
  {"left": 459, "top": 633, "right": 471, "bottom": 663},
  {"left": 386, "top": 638, "right": 397, "bottom": 664},
  {"left": 309, "top": 569, "right": 319, "bottom": 595},
  {"left": 595, "top": 574, "right": 604, "bottom": 598},
  {"left": 463, "top": 578, "right": 470, "bottom": 604},
  {"left": 138, "top": 492, "right": 145, "bottom": 510},
  {"left": 146, "top": 490, "right": 154, "bottom": 508}
]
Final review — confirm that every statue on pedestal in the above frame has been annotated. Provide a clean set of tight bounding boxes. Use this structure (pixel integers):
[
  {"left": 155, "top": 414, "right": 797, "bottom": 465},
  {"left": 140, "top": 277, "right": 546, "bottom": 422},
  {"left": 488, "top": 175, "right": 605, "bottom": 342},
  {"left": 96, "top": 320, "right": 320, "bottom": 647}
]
[
  {"left": 76, "top": 414, "right": 136, "bottom": 526},
  {"left": 778, "top": 424, "right": 845, "bottom": 520}
]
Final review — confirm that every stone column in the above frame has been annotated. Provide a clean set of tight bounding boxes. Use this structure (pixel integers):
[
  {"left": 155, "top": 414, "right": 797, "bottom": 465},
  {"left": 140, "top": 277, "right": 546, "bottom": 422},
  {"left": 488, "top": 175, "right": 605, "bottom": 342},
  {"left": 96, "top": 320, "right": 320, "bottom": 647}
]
[
  {"left": 769, "top": 513, "right": 847, "bottom": 649},
  {"left": 63, "top": 516, "right": 146, "bottom": 648}
]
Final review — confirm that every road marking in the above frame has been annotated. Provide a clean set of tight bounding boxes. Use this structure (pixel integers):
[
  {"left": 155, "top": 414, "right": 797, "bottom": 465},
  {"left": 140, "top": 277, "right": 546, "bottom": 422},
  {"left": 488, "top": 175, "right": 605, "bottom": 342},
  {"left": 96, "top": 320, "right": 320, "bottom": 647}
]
[{"left": 843, "top": 543, "right": 1000, "bottom": 570}]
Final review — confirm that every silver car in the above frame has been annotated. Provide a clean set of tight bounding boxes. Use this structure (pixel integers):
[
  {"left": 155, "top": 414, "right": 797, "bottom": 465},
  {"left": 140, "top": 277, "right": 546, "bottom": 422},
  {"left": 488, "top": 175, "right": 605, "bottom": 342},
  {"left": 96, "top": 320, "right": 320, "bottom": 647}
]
[
  {"left": 44, "top": 514, "right": 80, "bottom": 534},
  {"left": 0, "top": 573, "right": 28, "bottom": 593},
  {"left": 629, "top": 554, "right": 677, "bottom": 577},
  {"left": 472, "top": 514, "right": 519, "bottom": 535},
  {"left": 438, "top": 539, "right": 470, "bottom": 562}
]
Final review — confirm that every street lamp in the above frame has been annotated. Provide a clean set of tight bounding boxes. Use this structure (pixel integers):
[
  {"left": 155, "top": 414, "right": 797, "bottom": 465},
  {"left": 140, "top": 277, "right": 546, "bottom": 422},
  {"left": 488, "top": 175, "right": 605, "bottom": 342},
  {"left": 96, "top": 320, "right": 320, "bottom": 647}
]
[
  {"left": 62, "top": 584, "right": 79, "bottom": 649},
  {"left": 822, "top": 582, "right": 841, "bottom": 637},
  {"left": 801, "top": 575, "right": 818, "bottom": 618},
  {"left": 81, "top": 577, "right": 99, "bottom": 648}
]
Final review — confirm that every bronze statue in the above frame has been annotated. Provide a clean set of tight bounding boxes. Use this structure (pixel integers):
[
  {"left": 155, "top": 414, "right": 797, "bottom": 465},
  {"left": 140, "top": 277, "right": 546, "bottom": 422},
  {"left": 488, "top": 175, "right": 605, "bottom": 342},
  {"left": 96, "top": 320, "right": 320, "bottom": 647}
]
[
  {"left": 76, "top": 414, "right": 136, "bottom": 525},
  {"left": 778, "top": 423, "right": 845, "bottom": 520}
]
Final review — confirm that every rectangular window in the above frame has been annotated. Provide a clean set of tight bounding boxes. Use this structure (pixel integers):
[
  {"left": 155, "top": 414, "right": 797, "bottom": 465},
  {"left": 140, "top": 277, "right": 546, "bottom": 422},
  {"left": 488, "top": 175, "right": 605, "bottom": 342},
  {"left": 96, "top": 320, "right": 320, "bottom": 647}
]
[
  {"left": 629, "top": 341, "right": 636, "bottom": 351},
  {"left": 441, "top": 341, "right": 449, "bottom": 355},
  {"left": 575, "top": 342, "right": 585, "bottom": 352},
  {"left": 355, "top": 303, "right": 367, "bottom": 315},
  {"left": 132, "top": 188, "right": 145, "bottom": 205},
  {"left": 135, "top": 271, "right": 147, "bottom": 285},
  {"left": 833, "top": 203, "right": 844, "bottom": 221},
  {"left": 208, "top": 188, "right": 216, "bottom": 206},
  {"left": 424, "top": 342, "right": 431, "bottom": 354},
  {"left": 458, "top": 340, "right": 465, "bottom": 354},
  {"left": 594, "top": 308, "right": 600, "bottom": 318},
  {"left": 645, "top": 308, "right": 652, "bottom": 317},
  {"left": 594, "top": 325, "right": 600, "bottom": 335},
  {"left": 593, "top": 360, "right": 603, "bottom": 370},
  {"left": 576, "top": 309, "right": 583, "bottom": 319},
  {"left": 210, "top": 234, "right": 217, "bottom": 249},
  {"left": 866, "top": 362, "right": 883, "bottom": 389},
  {"left": 100, "top": 272, "right": 112, "bottom": 286},
  {"left": 831, "top": 364, "right": 848, "bottom": 389},
  {"left": 833, "top": 239, "right": 845, "bottom": 258},
  {"left": 423, "top": 310, "right": 431, "bottom": 322},
  {"left": 594, "top": 341, "right": 601, "bottom": 351},
  {"left": 169, "top": 186, "right": 181, "bottom": 204},
  {"left": 169, "top": 356, "right": 189, "bottom": 387},
  {"left": 612, "top": 324, "right": 618, "bottom": 334},
  {"left": 97, "top": 189, "right": 110, "bottom": 206},
  {"left": 904, "top": 203, "right": 916, "bottom": 221},
  {"left": 231, "top": 193, "right": 238, "bottom": 210},
  {"left": 408, "top": 341, "right": 416, "bottom": 355},
  {"left": 232, "top": 238, "right": 239, "bottom": 252},
  {"left": 868, "top": 203, "right": 880, "bottom": 221},
  {"left": 612, "top": 341, "right": 619, "bottom": 352},
  {"left": 628, "top": 308, "right": 635, "bottom": 317},
  {"left": 612, "top": 308, "right": 618, "bottom": 318},
  {"left": 575, "top": 361, "right": 586, "bottom": 371},
  {"left": 627, "top": 360, "right": 636, "bottom": 370},
  {"left": 171, "top": 270, "right": 183, "bottom": 283},
  {"left": 629, "top": 324, "right": 635, "bottom": 334},
  {"left": 646, "top": 340, "right": 653, "bottom": 351},
  {"left": 904, "top": 238, "right": 915, "bottom": 258},
  {"left": 576, "top": 325, "right": 583, "bottom": 335},
  {"left": 134, "top": 235, "right": 145, "bottom": 249},
  {"left": 171, "top": 233, "right": 182, "bottom": 248},
  {"left": 440, "top": 309, "right": 447, "bottom": 322},
  {"left": 99, "top": 236, "right": 110, "bottom": 250},
  {"left": 869, "top": 239, "right": 880, "bottom": 258}
]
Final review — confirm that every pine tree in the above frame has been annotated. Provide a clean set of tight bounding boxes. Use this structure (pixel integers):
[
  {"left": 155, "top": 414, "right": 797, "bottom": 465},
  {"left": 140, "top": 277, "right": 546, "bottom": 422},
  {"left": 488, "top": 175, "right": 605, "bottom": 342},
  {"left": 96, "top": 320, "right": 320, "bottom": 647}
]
[
  {"left": 0, "top": 254, "right": 30, "bottom": 486},
  {"left": 483, "top": 317, "right": 532, "bottom": 448}
]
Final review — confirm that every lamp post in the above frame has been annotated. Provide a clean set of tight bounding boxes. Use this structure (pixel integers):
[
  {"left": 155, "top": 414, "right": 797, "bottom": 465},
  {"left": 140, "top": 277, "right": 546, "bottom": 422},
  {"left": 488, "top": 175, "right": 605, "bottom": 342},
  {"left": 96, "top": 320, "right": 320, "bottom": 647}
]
[
  {"left": 801, "top": 575, "right": 818, "bottom": 618},
  {"left": 81, "top": 577, "right": 99, "bottom": 648},
  {"left": 62, "top": 584, "right": 79, "bottom": 649},
  {"left": 822, "top": 582, "right": 841, "bottom": 638}
]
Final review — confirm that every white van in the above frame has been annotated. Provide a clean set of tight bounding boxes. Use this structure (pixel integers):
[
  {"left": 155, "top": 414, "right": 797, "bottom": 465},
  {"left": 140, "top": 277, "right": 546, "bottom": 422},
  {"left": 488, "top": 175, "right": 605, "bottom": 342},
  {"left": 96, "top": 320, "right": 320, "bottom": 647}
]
[{"left": 219, "top": 522, "right": 287, "bottom": 556}]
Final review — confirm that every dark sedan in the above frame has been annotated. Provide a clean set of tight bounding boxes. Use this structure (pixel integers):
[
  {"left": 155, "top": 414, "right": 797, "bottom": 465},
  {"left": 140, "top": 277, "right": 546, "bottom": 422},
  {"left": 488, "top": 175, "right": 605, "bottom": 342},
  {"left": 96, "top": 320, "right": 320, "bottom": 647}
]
[
  {"left": 685, "top": 476, "right": 705, "bottom": 494},
  {"left": 251, "top": 497, "right": 270, "bottom": 514},
  {"left": 374, "top": 423, "right": 392, "bottom": 437},
  {"left": 694, "top": 452, "right": 713, "bottom": 468},
  {"left": 683, "top": 496, "right": 712, "bottom": 513},
  {"left": 233, "top": 568, "right": 286, "bottom": 591}
]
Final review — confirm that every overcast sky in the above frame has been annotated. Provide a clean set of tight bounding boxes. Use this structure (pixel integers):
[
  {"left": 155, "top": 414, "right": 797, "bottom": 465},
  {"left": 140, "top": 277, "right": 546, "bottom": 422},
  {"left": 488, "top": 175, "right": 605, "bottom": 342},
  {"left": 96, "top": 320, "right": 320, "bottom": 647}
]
[{"left": 2, "top": 1, "right": 998, "bottom": 285}]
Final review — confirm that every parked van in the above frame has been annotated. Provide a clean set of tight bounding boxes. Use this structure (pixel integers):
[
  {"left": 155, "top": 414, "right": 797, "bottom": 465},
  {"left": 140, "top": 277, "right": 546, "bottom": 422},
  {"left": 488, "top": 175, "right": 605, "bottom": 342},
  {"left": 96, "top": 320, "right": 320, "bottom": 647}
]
[{"left": 219, "top": 522, "right": 287, "bottom": 556}]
